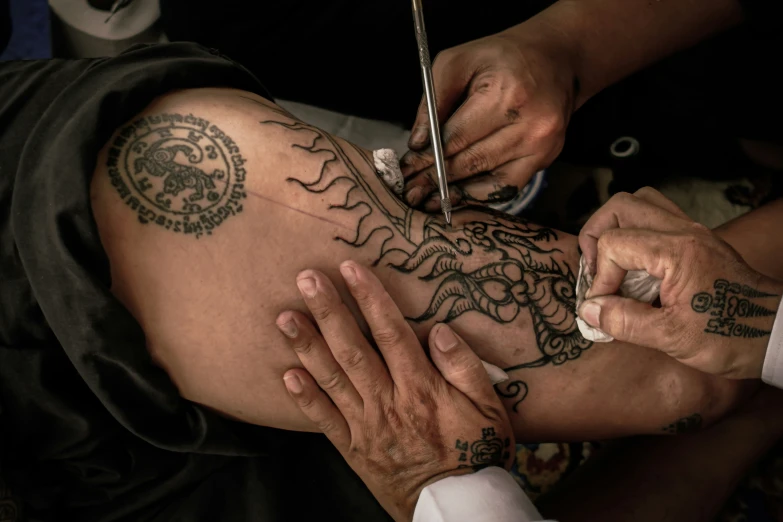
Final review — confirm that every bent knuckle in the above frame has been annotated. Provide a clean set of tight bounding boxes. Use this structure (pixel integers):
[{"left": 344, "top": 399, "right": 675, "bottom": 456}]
[
  {"left": 341, "top": 349, "right": 366, "bottom": 371},
  {"left": 317, "top": 370, "right": 345, "bottom": 393},
  {"left": 597, "top": 229, "right": 620, "bottom": 252},
  {"left": 309, "top": 302, "right": 334, "bottom": 322},
  {"left": 444, "top": 126, "right": 470, "bottom": 152},
  {"left": 610, "top": 191, "right": 637, "bottom": 208},
  {"left": 457, "top": 147, "right": 490, "bottom": 174},
  {"left": 293, "top": 336, "right": 319, "bottom": 357},
  {"left": 314, "top": 418, "right": 338, "bottom": 434},
  {"left": 372, "top": 326, "right": 406, "bottom": 347},
  {"left": 296, "top": 393, "right": 317, "bottom": 410},
  {"left": 658, "top": 307, "right": 688, "bottom": 349},
  {"left": 633, "top": 186, "right": 662, "bottom": 200},
  {"left": 533, "top": 113, "right": 565, "bottom": 140},
  {"left": 432, "top": 49, "right": 455, "bottom": 68},
  {"left": 690, "top": 221, "right": 710, "bottom": 234}
]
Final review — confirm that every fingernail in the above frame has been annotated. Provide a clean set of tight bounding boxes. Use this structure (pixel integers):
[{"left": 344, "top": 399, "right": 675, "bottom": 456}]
[
  {"left": 284, "top": 373, "right": 303, "bottom": 394},
  {"left": 434, "top": 324, "right": 460, "bottom": 352},
  {"left": 277, "top": 318, "right": 298, "bottom": 338},
  {"left": 410, "top": 127, "right": 427, "bottom": 146},
  {"left": 340, "top": 263, "right": 357, "bottom": 286},
  {"left": 297, "top": 277, "right": 317, "bottom": 298},
  {"left": 580, "top": 301, "right": 601, "bottom": 327},
  {"left": 406, "top": 186, "right": 424, "bottom": 206}
]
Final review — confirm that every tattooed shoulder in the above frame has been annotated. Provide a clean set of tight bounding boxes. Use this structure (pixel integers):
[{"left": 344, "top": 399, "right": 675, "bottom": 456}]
[{"left": 106, "top": 112, "right": 248, "bottom": 238}]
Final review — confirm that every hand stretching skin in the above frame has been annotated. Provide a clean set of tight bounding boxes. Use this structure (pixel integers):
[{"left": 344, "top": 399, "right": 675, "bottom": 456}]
[
  {"left": 401, "top": 0, "right": 743, "bottom": 212},
  {"left": 577, "top": 188, "right": 783, "bottom": 379},
  {"left": 276, "top": 261, "right": 514, "bottom": 522}
]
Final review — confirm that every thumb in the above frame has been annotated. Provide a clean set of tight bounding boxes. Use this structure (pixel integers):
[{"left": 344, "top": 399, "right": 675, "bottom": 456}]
[
  {"left": 428, "top": 323, "right": 499, "bottom": 406},
  {"left": 409, "top": 52, "right": 471, "bottom": 150},
  {"left": 579, "top": 295, "right": 676, "bottom": 352}
]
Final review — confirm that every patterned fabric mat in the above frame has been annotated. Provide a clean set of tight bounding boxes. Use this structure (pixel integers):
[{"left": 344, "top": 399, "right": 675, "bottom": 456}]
[{"left": 511, "top": 441, "right": 783, "bottom": 521}]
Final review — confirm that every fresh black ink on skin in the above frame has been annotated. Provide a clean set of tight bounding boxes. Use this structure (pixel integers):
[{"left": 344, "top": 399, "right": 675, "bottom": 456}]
[
  {"left": 662, "top": 413, "right": 703, "bottom": 434},
  {"left": 257, "top": 113, "right": 593, "bottom": 409},
  {"left": 108, "top": 112, "right": 247, "bottom": 238},
  {"left": 495, "top": 380, "right": 528, "bottom": 413},
  {"left": 260, "top": 117, "right": 590, "bottom": 364},
  {"left": 691, "top": 279, "right": 778, "bottom": 339},
  {"left": 455, "top": 427, "right": 511, "bottom": 471}
]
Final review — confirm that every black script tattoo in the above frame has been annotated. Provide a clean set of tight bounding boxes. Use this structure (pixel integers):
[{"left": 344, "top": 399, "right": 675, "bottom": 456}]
[
  {"left": 259, "top": 113, "right": 593, "bottom": 409},
  {"left": 455, "top": 427, "right": 512, "bottom": 471},
  {"left": 691, "top": 279, "right": 778, "bottom": 338},
  {"left": 107, "top": 112, "right": 247, "bottom": 238},
  {"left": 662, "top": 413, "right": 703, "bottom": 434}
]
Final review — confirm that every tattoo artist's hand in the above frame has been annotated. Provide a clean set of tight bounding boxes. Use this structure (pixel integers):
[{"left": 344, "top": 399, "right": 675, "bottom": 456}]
[
  {"left": 401, "top": 29, "right": 577, "bottom": 211},
  {"left": 276, "top": 261, "right": 514, "bottom": 522},
  {"left": 577, "top": 187, "right": 783, "bottom": 379}
]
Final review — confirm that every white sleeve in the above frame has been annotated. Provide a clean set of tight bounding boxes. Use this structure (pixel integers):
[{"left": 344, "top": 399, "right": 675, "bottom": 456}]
[
  {"left": 761, "top": 297, "right": 783, "bottom": 389},
  {"left": 413, "top": 466, "right": 557, "bottom": 522}
]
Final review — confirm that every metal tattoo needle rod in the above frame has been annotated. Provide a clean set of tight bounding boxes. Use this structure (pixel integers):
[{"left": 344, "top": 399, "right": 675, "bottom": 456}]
[{"left": 411, "top": 0, "right": 451, "bottom": 226}]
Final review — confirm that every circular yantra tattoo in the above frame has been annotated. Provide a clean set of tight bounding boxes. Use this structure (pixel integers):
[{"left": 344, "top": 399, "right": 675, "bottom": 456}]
[{"left": 106, "top": 112, "right": 248, "bottom": 238}]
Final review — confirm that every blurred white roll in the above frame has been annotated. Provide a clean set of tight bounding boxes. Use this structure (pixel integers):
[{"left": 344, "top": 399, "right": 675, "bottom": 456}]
[{"left": 49, "top": 0, "right": 161, "bottom": 57}]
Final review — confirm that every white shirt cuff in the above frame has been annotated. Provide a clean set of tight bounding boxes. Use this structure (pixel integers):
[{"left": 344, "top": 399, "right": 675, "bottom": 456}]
[
  {"left": 413, "top": 466, "right": 556, "bottom": 522},
  {"left": 761, "top": 296, "right": 783, "bottom": 388}
]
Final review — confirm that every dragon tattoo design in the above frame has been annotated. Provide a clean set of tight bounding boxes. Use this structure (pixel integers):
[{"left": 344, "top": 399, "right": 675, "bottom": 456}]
[{"left": 260, "top": 114, "right": 592, "bottom": 410}]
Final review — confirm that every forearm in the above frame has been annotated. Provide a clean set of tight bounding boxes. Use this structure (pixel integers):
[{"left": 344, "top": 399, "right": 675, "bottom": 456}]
[
  {"left": 713, "top": 199, "right": 783, "bottom": 281},
  {"left": 537, "top": 387, "right": 783, "bottom": 522},
  {"left": 507, "top": 0, "right": 744, "bottom": 106}
]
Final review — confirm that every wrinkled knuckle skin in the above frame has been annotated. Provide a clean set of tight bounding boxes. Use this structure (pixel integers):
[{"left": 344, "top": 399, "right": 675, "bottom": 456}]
[
  {"left": 372, "top": 326, "right": 406, "bottom": 348},
  {"left": 293, "top": 336, "right": 319, "bottom": 357},
  {"left": 309, "top": 302, "right": 334, "bottom": 322},
  {"left": 315, "top": 419, "right": 338, "bottom": 434},
  {"left": 458, "top": 147, "right": 488, "bottom": 175},
  {"left": 659, "top": 307, "right": 686, "bottom": 351},
  {"left": 297, "top": 393, "right": 316, "bottom": 410},
  {"left": 445, "top": 127, "right": 469, "bottom": 152},
  {"left": 341, "top": 349, "right": 365, "bottom": 371},
  {"left": 317, "top": 371, "right": 345, "bottom": 393},
  {"left": 597, "top": 229, "right": 620, "bottom": 251}
]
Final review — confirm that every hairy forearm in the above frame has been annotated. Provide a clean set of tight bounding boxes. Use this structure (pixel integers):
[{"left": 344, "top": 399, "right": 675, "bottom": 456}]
[{"left": 508, "top": 0, "right": 744, "bottom": 106}]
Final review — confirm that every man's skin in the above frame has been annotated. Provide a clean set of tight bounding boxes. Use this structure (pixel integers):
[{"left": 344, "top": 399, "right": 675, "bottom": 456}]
[
  {"left": 91, "top": 87, "right": 756, "bottom": 441},
  {"left": 538, "top": 386, "right": 783, "bottom": 522}
]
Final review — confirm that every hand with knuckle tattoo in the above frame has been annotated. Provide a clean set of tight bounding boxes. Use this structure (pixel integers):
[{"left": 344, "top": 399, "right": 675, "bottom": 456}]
[
  {"left": 578, "top": 187, "right": 783, "bottom": 380},
  {"left": 276, "top": 261, "right": 514, "bottom": 521}
]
